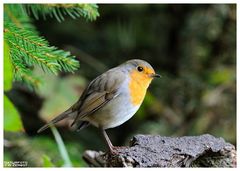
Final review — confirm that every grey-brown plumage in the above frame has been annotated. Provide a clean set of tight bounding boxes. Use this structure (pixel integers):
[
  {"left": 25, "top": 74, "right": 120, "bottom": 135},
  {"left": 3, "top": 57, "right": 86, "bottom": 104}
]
[{"left": 37, "top": 66, "right": 126, "bottom": 133}]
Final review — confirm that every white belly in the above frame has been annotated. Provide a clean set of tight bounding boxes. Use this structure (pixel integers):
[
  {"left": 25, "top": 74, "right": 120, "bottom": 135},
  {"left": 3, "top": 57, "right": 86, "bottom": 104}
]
[{"left": 85, "top": 93, "right": 140, "bottom": 129}]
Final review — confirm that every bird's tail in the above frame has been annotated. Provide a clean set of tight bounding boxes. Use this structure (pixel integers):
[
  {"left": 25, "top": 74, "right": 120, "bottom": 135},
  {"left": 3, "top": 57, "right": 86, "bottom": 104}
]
[{"left": 37, "top": 109, "right": 76, "bottom": 133}]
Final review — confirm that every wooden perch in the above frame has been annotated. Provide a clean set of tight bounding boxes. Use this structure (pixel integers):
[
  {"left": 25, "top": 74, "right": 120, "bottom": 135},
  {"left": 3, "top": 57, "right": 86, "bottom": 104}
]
[{"left": 83, "top": 134, "right": 236, "bottom": 167}]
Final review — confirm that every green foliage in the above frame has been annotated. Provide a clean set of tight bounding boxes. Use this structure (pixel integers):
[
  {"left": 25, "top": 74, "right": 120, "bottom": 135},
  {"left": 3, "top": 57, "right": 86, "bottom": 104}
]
[
  {"left": 4, "top": 40, "right": 23, "bottom": 132},
  {"left": 4, "top": 41, "right": 13, "bottom": 91},
  {"left": 4, "top": 4, "right": 99, "bottom": 88},
  {"left": 25, "top": 4, "right": 99, "bottom": 22},
  {"left": 208, "top": 67, "right": 235, "bottom": 85},
  {"left": 4, "top": 4, "right": 35, "bottom": 30},
  {"left": 4, "top": 23, "right": 79, "bottom": 84},
  {"left": 42, "top": 155, "right": 55, "bottom": 167},
  {"left": 50, "top": 127, "right": 73, "bottom": 167},
  {"left": 4, "top": 95, "right": 23, "bottom": 132}
]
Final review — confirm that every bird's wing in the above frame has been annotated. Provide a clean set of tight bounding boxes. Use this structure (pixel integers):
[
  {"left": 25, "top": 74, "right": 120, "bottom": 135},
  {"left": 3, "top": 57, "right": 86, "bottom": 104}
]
[
  {"left": 71, "top": 68, "right": 126, "bottom": 126},
  {"left": 37, "top": 68, "right": 125, "bottom": 133}
]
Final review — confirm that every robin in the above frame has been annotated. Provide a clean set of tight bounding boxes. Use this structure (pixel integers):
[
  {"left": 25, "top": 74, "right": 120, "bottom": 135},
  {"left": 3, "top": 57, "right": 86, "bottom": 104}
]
[{"left": 38, "top": 59, "right": 161, "bottom": 153}]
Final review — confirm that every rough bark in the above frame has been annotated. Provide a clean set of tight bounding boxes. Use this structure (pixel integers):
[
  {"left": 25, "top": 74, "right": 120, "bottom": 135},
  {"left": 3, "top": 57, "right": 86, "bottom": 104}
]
[{"left": 83, "top": 134, "right": 236, "bottom": 167}]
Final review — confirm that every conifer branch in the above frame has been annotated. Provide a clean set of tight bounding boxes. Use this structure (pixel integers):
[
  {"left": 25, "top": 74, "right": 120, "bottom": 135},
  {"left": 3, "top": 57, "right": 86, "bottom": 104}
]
[
  {"left": 11, "top": 54, "right": 41, "bottom": 89},
  {"left": 4, "top": 3, "right": 96, "bottom": 88},
  {"left": 24, "top": 4, "right": 99, "bottom": 22},
  {"left": 4, "top": 4, "right": 35, "bottom": 30}
]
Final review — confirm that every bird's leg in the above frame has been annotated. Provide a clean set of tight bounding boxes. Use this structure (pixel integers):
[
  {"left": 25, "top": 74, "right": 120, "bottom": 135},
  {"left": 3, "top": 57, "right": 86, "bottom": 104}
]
[{"left": 100, "top": 128, "right": 115, "bottom": 153}]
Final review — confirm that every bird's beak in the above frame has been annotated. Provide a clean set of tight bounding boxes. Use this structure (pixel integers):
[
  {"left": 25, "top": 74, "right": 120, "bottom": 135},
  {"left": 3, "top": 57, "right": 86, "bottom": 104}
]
[{"left": 150, "top": 73, "right": 162, "bottom": 78}]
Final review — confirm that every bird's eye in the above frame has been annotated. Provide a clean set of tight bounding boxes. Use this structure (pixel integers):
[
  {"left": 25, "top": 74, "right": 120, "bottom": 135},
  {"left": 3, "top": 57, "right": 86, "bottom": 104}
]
[{"left": 137, "top": 66, "right": 144, "bottom": 72}]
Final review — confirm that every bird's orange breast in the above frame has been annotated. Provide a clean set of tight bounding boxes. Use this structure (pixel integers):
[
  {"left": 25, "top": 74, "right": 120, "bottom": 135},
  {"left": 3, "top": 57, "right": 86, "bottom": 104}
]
[{"left": 128, "top": 70, "right": 152, "bottom": 106}]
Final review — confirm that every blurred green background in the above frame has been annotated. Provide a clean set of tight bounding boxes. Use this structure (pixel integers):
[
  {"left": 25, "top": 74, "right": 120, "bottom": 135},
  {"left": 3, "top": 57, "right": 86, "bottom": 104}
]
[{"left": 4, "top": 4, "right": 236, "bottom": 167}]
